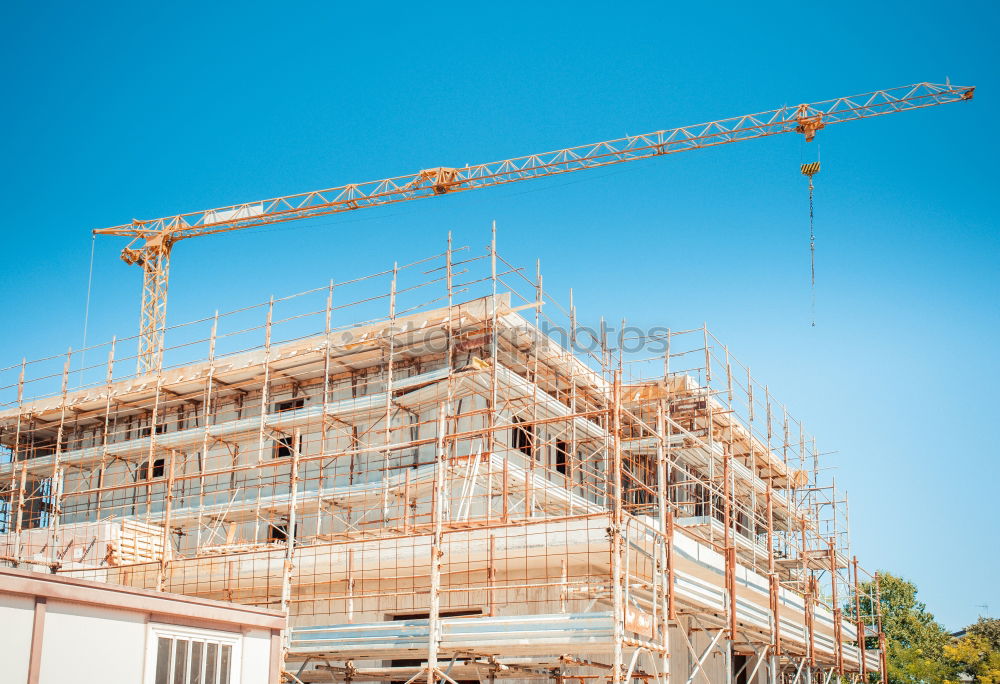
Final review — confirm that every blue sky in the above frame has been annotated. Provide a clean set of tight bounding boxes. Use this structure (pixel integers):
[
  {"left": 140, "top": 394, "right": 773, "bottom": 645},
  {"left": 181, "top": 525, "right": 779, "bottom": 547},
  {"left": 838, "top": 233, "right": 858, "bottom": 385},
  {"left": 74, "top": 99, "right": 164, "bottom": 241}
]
[{"left": 1, "top": 1, "right": 996, "bottom": 629}]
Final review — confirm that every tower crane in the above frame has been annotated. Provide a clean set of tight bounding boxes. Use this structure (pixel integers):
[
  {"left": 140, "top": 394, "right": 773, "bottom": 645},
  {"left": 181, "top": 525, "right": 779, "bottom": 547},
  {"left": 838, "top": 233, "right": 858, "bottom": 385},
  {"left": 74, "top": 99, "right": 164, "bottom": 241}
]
[{"left": 93, "top": 81, "right": 974, "bottom": 373}]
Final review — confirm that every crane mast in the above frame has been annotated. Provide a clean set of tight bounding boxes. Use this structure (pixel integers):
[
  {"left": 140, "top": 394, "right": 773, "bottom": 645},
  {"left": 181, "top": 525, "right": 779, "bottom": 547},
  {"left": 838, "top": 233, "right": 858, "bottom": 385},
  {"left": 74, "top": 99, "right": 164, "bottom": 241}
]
[{"left": 93, "top": 81, "right": 974, "bottom": 373}]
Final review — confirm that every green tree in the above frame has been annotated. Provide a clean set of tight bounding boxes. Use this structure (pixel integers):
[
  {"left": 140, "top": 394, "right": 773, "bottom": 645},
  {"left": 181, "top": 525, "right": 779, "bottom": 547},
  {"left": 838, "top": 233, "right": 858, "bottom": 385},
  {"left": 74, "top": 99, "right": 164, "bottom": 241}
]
[
  {"left": 848, "top": 573, "right": 955, "bottom": 683},
  {"left": 944, "top": 618, "right": 1000, "bottom": 683},
  {"left": 968, "top": 618, "right": 1000, "bottom": 652}
]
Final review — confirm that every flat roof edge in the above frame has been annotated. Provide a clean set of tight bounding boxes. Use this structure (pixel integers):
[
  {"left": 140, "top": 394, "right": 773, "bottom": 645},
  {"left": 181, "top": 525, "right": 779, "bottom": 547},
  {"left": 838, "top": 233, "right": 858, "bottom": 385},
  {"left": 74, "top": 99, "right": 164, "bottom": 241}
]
[{"left": 0, "top": 565, "right": 286, "bottom": 631}]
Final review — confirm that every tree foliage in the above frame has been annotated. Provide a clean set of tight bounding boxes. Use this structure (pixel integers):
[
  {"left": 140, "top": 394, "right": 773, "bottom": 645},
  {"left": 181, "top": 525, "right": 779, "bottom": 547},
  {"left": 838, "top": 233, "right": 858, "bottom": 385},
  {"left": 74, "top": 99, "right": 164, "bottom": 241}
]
[
  {"left": 968, "top": 618, "right": 1000, "bottom": 652},
  {"left": 848, "top": 576, "right": 1000, "bottom": 683},
  {"left": 944, "top": 619, "right": 1000, "bottom": 683},
  {"left": 852, "top": 573, "right": 951, "bottom": 683}
]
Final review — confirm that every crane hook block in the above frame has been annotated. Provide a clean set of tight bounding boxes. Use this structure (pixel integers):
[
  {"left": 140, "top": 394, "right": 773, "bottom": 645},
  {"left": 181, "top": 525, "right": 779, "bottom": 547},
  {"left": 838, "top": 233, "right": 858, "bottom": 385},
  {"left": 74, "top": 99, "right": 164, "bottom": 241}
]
[{"left": 801, "top": 162, "right": 821, "bottom": 177}]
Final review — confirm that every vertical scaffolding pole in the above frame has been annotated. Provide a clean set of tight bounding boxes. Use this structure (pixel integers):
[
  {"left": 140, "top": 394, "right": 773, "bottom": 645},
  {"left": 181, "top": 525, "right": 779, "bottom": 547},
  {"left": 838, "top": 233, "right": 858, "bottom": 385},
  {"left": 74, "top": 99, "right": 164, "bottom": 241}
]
[
  {"left": 853, "top": 556, "right": 867, "bottom": 680},
  {"left": 49, "top": 348, "right": 71, "bottom": 567},
  {"left": 427, "top": 234, "right": 458, "bottom": 684},
  {"left": 610, "top": 371, "right": 624, "bottom": 684},
  {"left": 655, "top": 399, "right": 672, "bottom": 683},
  {"left": 724, "top": 444, "right": 736, "bottom": 649},
  {"left": 527, "top": 258, "right": 542, "bottom": 517},
  {"left": 143, "top": 374, "right": 163, "bottom": 520},
  {"left": 157, "top": 448, "right": 176, "bottom": 591},
  {"left": 10, "top": 358, "right": 26, "bottom": 564},
  {"left": 95, "top": 339, "right": 116, "bottom": 524},
  {"left": 489, "top": 223, "right": 503, "bottom": 523},
  {"left": 427, "top": 403, "right": 448, "bottom": 684},
  {"left": 830, "top": 539, "right": 843, "bottom": 675},
  {"left": 14, "top": 465, "right": 27, "bottom": 565},
  {"left": 195, "top": 315, "right": 217, "bottom": 552},
  {"left": 254, "top": 297, "right": 274, "bottom": 543},
  {"left": 281, "top": 427, "right": 301, "bottom": 614},
  {"left": 317, "top": 282, "right": 333, "bottom": 538},
  {"left": 568, "top": 288, "right": 578, "bottom": 501},
  {"left": 382, "top": 263, "right": 398, "bottom": 523},
  {"left": 875, "top": 572, "right": 888, "bottom": 684},
  {"left": 767, "top": 481, "right": 781, "bottom": 659}
]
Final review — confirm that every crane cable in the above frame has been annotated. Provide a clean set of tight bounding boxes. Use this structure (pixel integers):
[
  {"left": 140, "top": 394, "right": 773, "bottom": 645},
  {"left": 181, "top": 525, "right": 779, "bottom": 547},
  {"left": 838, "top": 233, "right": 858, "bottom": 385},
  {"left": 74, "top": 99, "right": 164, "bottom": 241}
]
[
  {"left": 801, "top": 159, "right": 821, "bottom": 327},
  {"left": 809, "top": 173, "right": 816, "bottom": 326},
  {"left": 79, "top": 232, "right": 96, "bottom": 386}
]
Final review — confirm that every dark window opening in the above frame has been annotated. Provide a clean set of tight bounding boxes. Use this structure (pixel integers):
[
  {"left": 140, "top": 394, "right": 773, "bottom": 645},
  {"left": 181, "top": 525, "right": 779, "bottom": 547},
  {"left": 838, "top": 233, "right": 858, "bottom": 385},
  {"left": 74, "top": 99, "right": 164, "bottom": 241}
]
[
  {"left": 29, "top": 441, "right": 57, "bottom": 460},
  {"left": 732, "top": 653, "right": 749, "bottom": 684},
  {"left": 274, "top": 397, "right": 305, "bottom": 413},
  {"left": 268, "top": 523, "right": 296, "bottom": 542},
  {"left": 389, "top": 610, "right": 481, "bottom": 677},
  {"left": 143, "top": 458, "right": 165, "bottom": 479},
  {"left": 511, "top": 416, "right": 534, "bottom": 457},
  {"left": 20, "top": 486, "right": 51, "bottom": 530},
  {"left": 555, "top": 440, "right": 568, "bottom": 475},
  {"left": 139, "top": 424, "right": 166, "bottom": 438},
  {"left": 272, "top": 435, "right": 301, "bottom": 459}
]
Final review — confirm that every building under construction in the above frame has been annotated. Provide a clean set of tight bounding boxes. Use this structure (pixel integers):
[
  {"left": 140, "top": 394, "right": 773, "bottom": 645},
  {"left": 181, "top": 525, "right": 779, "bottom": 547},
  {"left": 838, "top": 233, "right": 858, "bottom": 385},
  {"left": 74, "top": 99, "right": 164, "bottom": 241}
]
[{"left": 1, "top": 237, "right": 887, "bottom": 684}]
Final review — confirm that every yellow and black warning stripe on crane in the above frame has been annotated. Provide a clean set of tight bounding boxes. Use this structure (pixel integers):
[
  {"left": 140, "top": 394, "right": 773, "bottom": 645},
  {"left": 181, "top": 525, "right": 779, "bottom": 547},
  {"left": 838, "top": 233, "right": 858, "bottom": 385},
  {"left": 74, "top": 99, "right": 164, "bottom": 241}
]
[{"left": 800, "top": 161, "right": 821, "bottom": 177}]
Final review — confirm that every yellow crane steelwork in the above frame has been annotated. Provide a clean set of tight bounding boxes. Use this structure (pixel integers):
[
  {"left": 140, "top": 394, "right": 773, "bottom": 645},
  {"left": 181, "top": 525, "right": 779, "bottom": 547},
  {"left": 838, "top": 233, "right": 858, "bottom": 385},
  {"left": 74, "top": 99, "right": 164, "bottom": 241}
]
[{"left": 93, "top": 81, "right": 974, "bottom": 373}]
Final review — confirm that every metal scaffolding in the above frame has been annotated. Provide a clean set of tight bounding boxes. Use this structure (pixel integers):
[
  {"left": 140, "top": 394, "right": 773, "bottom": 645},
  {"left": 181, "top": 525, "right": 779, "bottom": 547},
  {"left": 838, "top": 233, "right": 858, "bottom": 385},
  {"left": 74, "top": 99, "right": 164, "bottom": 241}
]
[{"left": 0, "top": 233, "right": 885, "bottom": 683}]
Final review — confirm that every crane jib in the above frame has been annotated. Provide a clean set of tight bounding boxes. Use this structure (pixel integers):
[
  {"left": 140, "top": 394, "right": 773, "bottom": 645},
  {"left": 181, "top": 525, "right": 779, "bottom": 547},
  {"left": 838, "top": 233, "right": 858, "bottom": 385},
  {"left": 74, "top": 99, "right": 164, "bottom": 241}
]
[{"left": 87, "top": 80, "right": 974, "bottom": 374}]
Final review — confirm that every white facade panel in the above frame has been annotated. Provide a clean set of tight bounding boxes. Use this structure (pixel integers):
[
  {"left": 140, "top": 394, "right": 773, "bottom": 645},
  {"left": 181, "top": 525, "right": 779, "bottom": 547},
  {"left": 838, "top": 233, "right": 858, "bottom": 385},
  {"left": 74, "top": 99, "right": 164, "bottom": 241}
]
[
  {"left": 39, "top": 600, "right": 147, "bottom": 684},
  {"left": 0, "top": 592, "right": 35, "bottom": 683}
]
